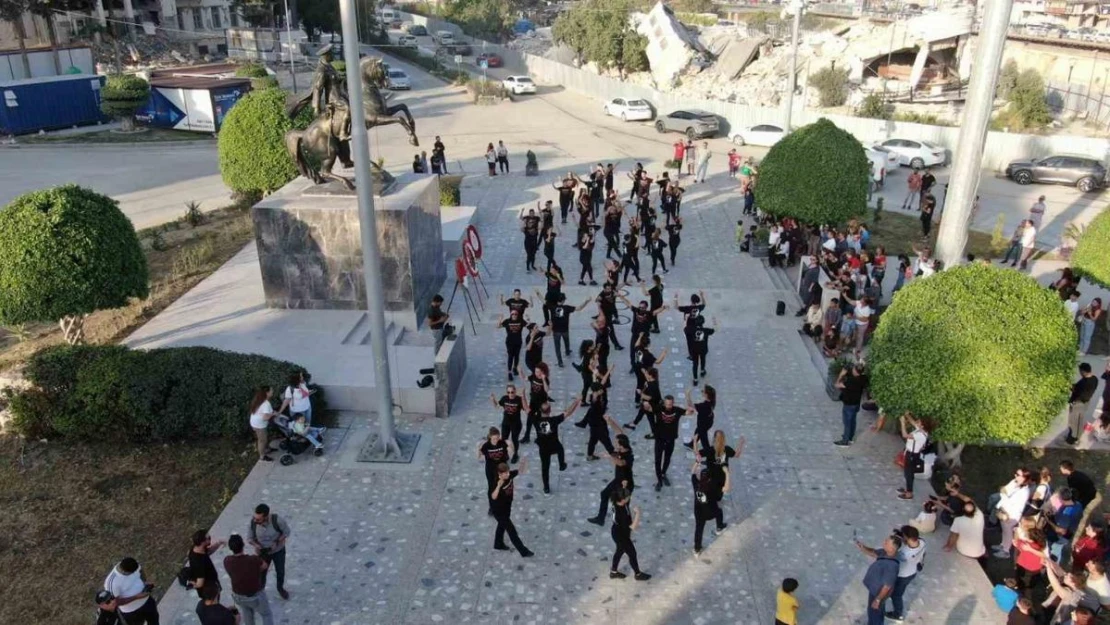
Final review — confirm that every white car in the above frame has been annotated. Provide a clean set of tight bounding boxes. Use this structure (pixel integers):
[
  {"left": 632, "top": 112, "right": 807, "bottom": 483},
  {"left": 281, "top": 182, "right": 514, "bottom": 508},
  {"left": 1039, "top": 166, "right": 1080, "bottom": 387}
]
[
  {"left": 386, "top": 69, "right": 411, "bottom": 90},
  {"left": 866, "top": 144, "right": 900, "bottom": 174},
  {"left": 604, "top": 97, "right": 653, "bottom": 121},
  {"left": 434, "top": 30, "right": 455, "bottom": 45},
  {"left": 874, "top": 138, "right": 947, "bottom": 168},
  {"left": 502, "top": 76, "right": 536, "bottom": 95},
  {"left": 729, "top": 123, "right": 786, "bottom": 147},
  {"left": 398, "top": 35, "right": 418, "bottom": 48}
]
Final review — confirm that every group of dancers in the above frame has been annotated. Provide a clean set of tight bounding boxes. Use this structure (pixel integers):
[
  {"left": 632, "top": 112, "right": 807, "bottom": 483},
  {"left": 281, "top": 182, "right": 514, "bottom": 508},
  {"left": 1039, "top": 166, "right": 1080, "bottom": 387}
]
[{"left": 478, "top": 170, "right": 746, "bottom": 581}]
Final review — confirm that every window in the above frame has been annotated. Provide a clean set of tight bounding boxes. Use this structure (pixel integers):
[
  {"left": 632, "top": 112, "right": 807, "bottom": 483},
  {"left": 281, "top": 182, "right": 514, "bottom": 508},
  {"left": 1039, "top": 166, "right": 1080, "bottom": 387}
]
[
  {"left": 211, "top": 8, "right": 221, "bottom": 29},
  {"left": 614, "top": 98, "right": 624, "bottom": 105},
  {"left": 905, "top": 140, "right": 920, "bottom": 149},
  {"left": 198, "top": 44, "right": 209, "bottom": 55},
  {"left": 231, "top": 12, "right": 240, "bottom": 27},
  {"left": 177, "top": 12, "right": 185, "bottom": 30},
  {"left": 192, "top": 9, "right": 202, "bottom": 29}
]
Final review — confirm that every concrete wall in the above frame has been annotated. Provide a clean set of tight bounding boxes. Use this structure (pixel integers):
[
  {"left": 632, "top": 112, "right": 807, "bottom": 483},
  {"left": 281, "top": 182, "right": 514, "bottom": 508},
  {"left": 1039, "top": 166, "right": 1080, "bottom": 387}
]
[
  {"left": 434, "top": 329, "right": 466, "bottom": 418},
  {"left": 0, "top": 46, "right": 95, "bottom": 81}
]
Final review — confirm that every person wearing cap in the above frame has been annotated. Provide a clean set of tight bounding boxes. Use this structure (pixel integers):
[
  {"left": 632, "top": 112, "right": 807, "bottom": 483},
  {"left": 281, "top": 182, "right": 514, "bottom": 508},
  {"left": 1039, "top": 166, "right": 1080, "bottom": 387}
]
[{"left": 95, "top": 591, "right": 122, "bottom": 625}]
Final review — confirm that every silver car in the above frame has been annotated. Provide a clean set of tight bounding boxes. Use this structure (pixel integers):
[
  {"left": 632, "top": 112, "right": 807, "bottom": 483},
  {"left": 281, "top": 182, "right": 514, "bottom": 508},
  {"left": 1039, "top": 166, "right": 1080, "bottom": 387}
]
[{"left": 654, "top": 109, "right": 720, "bottom": 139}]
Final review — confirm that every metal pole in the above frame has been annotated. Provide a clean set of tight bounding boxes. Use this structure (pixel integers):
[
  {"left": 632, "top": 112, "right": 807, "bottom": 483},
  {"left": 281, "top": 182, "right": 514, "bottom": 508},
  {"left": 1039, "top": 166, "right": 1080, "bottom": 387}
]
[
  {"left": 283, "top": 0, "right": 298, "bottom": 93},
  {"left": 784, "top": 0, "right": 803, "bottom": 131},
  {"left": 934, "top": 0, "right": 1015, "bottom": 267},
  {"left": 338, "top": 0, "right": 401, "bottom": 457}
]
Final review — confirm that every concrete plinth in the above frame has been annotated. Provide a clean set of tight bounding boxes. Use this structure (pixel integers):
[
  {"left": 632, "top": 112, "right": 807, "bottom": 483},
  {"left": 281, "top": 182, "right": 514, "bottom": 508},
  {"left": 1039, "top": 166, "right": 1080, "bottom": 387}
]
[{"left": 251, "top": 173, "right": 446, "bottom": 331}]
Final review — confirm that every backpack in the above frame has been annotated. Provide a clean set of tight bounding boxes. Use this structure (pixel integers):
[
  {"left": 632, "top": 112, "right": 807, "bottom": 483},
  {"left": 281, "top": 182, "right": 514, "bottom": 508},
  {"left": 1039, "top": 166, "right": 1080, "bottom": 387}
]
[
  {"left": 250, "top": 513, "right": 286, "bottom": 548},
  {"left": 176, "top": 555, "right": 193, "bottom": 588}
]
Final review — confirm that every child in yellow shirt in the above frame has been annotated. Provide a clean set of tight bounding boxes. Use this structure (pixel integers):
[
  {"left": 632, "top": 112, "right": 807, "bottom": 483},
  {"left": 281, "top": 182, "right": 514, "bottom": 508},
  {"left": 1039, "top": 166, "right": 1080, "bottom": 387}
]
[{"left": 775, "top": 577, "right": 799, "bottom": 625}]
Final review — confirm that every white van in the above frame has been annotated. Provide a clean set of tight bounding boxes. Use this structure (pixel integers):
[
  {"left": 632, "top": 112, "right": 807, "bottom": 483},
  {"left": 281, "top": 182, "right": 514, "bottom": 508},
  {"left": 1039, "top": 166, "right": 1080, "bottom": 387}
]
[{"left": 379, "top": 8, "right": 398, "bottom": 22}]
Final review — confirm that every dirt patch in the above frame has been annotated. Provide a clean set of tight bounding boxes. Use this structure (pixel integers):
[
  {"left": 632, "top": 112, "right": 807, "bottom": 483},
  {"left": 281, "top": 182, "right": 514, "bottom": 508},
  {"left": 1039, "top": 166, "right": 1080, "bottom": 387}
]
[
  {"left": 0, "top": 205, "right": 255, "bottom": 372},
  {"left": 17, "top": 128, "right": 214, "bottom": 145},
  {"left": 868, "top": 210, "right": 998, "bottom": 259},
  {"left": 0, "top": 435, "right": 255, "bottom": 623}
]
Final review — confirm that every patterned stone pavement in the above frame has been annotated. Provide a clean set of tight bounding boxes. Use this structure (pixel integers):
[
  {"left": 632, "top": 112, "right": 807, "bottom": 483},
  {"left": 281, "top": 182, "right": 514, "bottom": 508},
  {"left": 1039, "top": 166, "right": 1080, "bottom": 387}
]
[{"left": 154, "top": 156, "right": 997, "bottom": 625}]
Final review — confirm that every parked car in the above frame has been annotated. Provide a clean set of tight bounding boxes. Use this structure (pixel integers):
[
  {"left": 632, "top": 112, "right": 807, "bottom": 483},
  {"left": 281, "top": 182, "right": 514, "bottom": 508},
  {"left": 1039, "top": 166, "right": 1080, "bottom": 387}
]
[
  {"left": 654, "top": 109, "right": 720, "bottom": 139},
  {"left": 502, "top": 76, "right": 536, "bottom": 94},
  {"left": 476, "top": 53, "right": 503, "bottom": 68},
  {"left": 389, "top": 18, "right": 403, "bottom": 29},
  {"left": 865, "top": 143, "right": 900, "bottom": 174},
  {"left": 398, "top": 35, "right": 418, "bottom": 48},
  {"left": 386, "top": 68, "right": 411, "bottom": 90},
  {"left": 433, "top": 30, "right": 455, "bottom": 45},
  {"left": 874, "top": 138, "right": 946, "bottom": 168},
  {"left": 604, "top": 97, "right": 654, "bottom": 121},
  {"left": 406, "top": 24, "right": 427, "bottom": 36},
  {"left": 447, "top": 42, "right": 472, "bottom": 55},
  {"left": 729, "top": 123, "right": 785, "bottom": 147},
  {"left": 1005, "top": 155, "right": 1107, "bottom": 192}
]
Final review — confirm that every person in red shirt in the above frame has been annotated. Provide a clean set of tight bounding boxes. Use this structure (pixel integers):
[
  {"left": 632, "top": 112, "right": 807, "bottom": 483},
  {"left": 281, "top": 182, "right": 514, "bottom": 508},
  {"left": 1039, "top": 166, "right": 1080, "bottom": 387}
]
[
  {"left": 1012, "top": 517, "right": 1047, "bottom": 592},
  {"left": 727, "top": 149, "right": 741, "bottom": 177},
  {"left": 1071, "top": 523, "right": 1108, "bottom": 573},
  {"left": 672, "top": 140, "right": 685, "bottom": 176}
]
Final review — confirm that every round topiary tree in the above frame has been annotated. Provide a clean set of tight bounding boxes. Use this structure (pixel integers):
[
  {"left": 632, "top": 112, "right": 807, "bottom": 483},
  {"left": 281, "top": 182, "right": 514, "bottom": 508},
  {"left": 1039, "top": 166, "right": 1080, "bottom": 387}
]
[
  {"left": 756, "top": 117, "right": 870, "bottom": 225},
  {"left": 218, "top": 88, "right": 298, "bottom": 197},
  {"left": 869, "top": 263, "right": 1075, "bottom": 451},
  {"left": 1072, "top": 210, "right": 1110, "bottom": 288},
  {"left": 0, "top": 185, "right": 149, "bottom": 344},
  {"left": 234, "top": 62, "right": 278, "bottom": 90},
  {"left": 100, "top": 74, "right": 150, "bottom": 132}
]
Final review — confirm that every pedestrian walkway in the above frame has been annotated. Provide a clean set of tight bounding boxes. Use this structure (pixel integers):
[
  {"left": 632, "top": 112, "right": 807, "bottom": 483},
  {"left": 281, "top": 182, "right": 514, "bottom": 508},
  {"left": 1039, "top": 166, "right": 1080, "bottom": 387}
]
[{"left": 151, "top": 157, "right": 996, "bottom": 624}]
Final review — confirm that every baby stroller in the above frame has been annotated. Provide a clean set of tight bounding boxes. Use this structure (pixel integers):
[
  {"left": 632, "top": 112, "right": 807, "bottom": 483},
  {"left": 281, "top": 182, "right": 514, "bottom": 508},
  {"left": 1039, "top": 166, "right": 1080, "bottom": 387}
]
[{"left": 270, "top": 412, "right": 327, "bottom": 466}]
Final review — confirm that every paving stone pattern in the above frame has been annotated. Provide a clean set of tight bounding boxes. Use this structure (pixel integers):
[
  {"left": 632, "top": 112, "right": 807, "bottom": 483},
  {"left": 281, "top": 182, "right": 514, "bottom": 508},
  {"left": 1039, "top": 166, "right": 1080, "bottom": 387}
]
[{"left": 161, "top": 164, "right": 996, "bottom": 625}]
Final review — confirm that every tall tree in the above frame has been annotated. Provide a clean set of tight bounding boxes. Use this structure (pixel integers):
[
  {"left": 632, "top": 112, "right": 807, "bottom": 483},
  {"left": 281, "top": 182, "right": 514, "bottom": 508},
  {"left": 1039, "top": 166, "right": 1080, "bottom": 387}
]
[
  {"left": 232, "top": 0, "right": 277, "bottom": 27},
  {"left": 297, "top": 0, "right": 339, "bottom": 41},
  {"left": 553, "top": 0, "right": 647, "bottom": 76}
]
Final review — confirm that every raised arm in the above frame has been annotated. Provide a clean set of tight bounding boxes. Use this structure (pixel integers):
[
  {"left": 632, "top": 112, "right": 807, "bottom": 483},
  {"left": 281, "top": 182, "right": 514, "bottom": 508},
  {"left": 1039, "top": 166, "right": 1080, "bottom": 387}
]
[
  {"left": 518, "top": 456, "right": 528, "bottom": 475},
  {"left": 563, "top": 397, "right": 582, "bottom": 416},
  {"left": 576, "top": 297, "right": 593, "bottom": 312},
  {"left": 656, "top": 347, "right": 669, "bottom": 364},
  {"left": 604, "top": 413, "right": 625, "bottom": 436},
  {"left": 489, "top": 392, "right": 499, "bottom": 409},
  {"left": 652, "top": 304, "right": 669, "bottom": 317},
  {"left": 495, "top": 314, "right": 504, "bottom": 328}
]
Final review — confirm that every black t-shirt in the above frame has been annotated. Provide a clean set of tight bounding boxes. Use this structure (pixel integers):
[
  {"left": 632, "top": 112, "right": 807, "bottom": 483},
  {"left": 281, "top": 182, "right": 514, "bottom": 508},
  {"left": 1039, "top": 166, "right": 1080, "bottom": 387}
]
[
  {"left": 666, "top": 223, "right": 682, "bottom": 241},
  {"left": 528, "top": 374, "right": 548, "bottom": 403},
  {"left": 535, "top": 412, "right": 566, "bottom": 443},
  {"left": 840, "top": 372, "right": 868, "bottom": 406},
  {"left": 1068, "top": 471, "right": 1098, "bottom": 508},
  {"left": 188, "top": 550, "right": 220, "bottom": 589},
  {"left": 690, "top": 327, "right": 715, "bottom": 352},
  {"left": 501, "top": 318, "right": 525, "bottom": 341},
  {"left": 550, "top": 305, "right": 575, "bottom": 333},
  {"left": 1103, "top": 371, "right": 1110, "bottom": 402},
  {"left": 480, "top": 439, "right": 510, "bottom": 467},
  {"left": 634, "top": 347, "right": 656, "bottom": 370},
  {"left": 705, "top": 445, "right": 736, "bottom": 485},
  {"left": 656, "top": 405, "right": 683, "bottom": 440},
  {"left": 650, "top": 239, "right": 667, "bottom": 255},
  {"left": 678, "top": 304, "right": 704, "bottom": 332},
  {"left": 597, "top": 291, "right": 617, "bottom": 312},
  {"left": 692, "top": 474, "right": 715, "bottom": 511},
  {"left": 522, "top": 216, "right": 540, "bottom": 236},
  {"left": 427, "top": 307, "right": 447, "bottom": 330},
  {"left": 541, "top": 208, "right": 554, "bottom": 231},
  {"left": 613, "top": 502, "right": 632, "bottom": 531},
  {"left": 492, "top": 469, "right": 519, "bottom": 513},
  {"left": 632, "top": 308, "right": 652, "bottom": 330},
  {"left": 640, "top": 380, "right": 660, "bottom": 405},
  {"left": 614, "top": 449, "right": 635, "bottom": 488},
  {"left": 96, "top": 609, "right": 123, "bottom": 625},
  {"left": 921, "top": 172, "right": 936, "bottom": 191},
  {"left": 499, "top": 395, "right": 523, "bottom": 420},
  {"left": 648, "top": 285, "right": 663, "bottom": 309},
  {"left": 195, "top": 601, "right": 236, "bottom": 625},
  {"left": 605, "top": 210, "right": 622, "bottom": 233},
  {"left": 694, "top": 401, "right": 714, "bottom": 431},
  {"left": 526, "top": 330, "right": 547, "bottom": 354},
  {"left": 585, "top": 401, "right": 607, "bottom": 429},
  {"left": 504, "top": 298, "right": 530, "bottom": 316},
  {"left": 558, "top": 186, "right": 574, "bottom": 204}
]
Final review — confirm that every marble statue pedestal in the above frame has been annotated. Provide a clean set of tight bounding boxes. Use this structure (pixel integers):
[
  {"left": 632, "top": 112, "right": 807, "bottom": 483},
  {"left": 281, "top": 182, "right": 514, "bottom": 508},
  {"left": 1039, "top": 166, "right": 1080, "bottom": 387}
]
[{"left": 251, "top": 173, "right": 446, "bottom": 332}]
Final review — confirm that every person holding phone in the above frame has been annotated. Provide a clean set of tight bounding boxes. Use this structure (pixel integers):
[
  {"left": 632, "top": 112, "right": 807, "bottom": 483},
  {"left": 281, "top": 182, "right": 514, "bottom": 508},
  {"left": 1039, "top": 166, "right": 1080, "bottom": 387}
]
[{"left": 103, "top": 557, "right": 159, "bottom": 625}]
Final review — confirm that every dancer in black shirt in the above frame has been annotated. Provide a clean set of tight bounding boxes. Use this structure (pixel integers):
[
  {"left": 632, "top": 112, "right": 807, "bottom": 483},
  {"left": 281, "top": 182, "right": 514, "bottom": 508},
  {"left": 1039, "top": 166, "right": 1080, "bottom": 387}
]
[
  {"left": 489, "top": 387, "right": 526, "bottom": 461},
  {"left": 491, "top": 459, "right": 534, "bottom": 558},
  {"left": 608, "top": 487, "right": 651, "bottom": 581},
  {"left": 533, "top": 397, "right": 580, "bottom": 494},
  {"left": 477, "top": 427, "right": 513, "bottom": 515},
  {"left": 496, "top": 310, "right": 526, "bottom": 381},
  {"left": 588, "top": 428, "right": 634, "bottom": 525}
]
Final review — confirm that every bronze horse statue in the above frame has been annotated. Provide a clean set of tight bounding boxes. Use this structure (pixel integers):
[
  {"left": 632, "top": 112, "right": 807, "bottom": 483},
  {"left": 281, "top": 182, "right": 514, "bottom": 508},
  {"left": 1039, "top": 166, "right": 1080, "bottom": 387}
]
[
  {"left": 285, "top": 101, "right": 355, "bottom": 189},
  {"left": 285, "top": 56, "right": 419, "bottom": 189}
]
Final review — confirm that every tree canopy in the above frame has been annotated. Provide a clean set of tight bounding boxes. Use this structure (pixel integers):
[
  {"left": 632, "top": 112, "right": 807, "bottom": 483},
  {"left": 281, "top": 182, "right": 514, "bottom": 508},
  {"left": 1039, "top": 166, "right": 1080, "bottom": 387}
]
[
  {"left": 1072, "top": 210, "right": 1110, "bottom": 289},
  {"left": 552, "top": 0, "right": 648, "bottom": 76},
  {"left": 217, "top": 88, "right": 299, "bottom": 197},
  {"left": 869, "top": 263, "right": 1076, "bottom": 444},
  {"left": 441, "top": 0, "right": 514, "bottom": 41},
  {"left": 755, "top": 118, "right": 869, "bottom": 224},
  {"left": 0, "top": 185, "right": 148, "bottom": 343}
]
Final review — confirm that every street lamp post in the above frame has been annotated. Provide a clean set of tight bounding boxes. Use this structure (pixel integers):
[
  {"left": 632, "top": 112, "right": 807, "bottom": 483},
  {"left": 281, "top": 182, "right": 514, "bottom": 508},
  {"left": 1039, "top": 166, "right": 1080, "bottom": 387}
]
[
  {"left": 283, "top": 0, "right": 298, "bottom": 93},
  {"left": 934, "top": 0, "right": 1016, "bottom": 267},
  {"left": 783, "top": 0, "right": 804, "bottom": 132},
  {"left": 337, "top": 0, "right": 401, "bottom": 458}
]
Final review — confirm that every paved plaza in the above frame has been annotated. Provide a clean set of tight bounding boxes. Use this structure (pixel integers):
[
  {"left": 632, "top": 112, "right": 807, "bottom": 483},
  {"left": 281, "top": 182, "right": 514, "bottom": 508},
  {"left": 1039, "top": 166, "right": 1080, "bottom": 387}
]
[{"left": 150, "top": 124, "right": 996, "bottom": 624}]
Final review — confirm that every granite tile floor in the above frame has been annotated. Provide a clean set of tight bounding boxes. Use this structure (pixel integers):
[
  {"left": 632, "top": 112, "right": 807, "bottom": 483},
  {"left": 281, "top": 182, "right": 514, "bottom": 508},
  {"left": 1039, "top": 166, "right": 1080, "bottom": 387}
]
[{"left": 155, "top": 163, "right": 997, "bottom": 625}]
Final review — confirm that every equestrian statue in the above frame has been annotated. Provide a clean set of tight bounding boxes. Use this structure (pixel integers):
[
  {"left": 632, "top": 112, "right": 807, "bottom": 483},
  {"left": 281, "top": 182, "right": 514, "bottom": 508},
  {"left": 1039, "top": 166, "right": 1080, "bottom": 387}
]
[{"left": 286, "top": 45, "right": 419, "bottom": 190}]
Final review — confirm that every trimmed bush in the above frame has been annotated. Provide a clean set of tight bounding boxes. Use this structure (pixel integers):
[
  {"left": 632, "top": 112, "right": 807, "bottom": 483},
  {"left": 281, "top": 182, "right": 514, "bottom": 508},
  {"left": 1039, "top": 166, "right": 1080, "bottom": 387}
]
[
  {"left": 810, "top": 65, "right": 849, "bottom": 107},
  {"left": 0, "top": 185, "right": 148, "bottom": 344},
  {"left": 234, "top": 62, "right": 270, "bottom": 78},
  {"left": 10, "top": 345, "right": 320, "bottom": 441},
  {"left": 868, "top": 264, "right": 1076, "bottom": 444},
  {"left": 100, "top": 74, "right": 150, "bottom": 131},
  {"left": 439, "top": 175, "right": 462, "bottom": 206},
  {"left": 1072, "top": 210, "right": 1110, "bottom": 288},
  {"left": 218, "top": 88, "right": 298, "bottom": 196},
  {"left": 756, "top": 118, "right": 870, "bottom": 225}
]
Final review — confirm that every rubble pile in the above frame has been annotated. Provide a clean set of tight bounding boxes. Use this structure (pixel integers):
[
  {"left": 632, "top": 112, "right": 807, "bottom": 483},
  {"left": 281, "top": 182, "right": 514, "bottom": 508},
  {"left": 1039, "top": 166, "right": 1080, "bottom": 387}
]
[{"left": 86, "top": 32, "right": 204, "bottom": 71}]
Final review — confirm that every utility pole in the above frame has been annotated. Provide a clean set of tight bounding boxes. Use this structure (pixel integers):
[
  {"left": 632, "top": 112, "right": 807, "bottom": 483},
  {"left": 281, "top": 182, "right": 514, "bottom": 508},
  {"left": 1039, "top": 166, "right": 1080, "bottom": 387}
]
[
  {"left": 283, "top": 0, "right": 298, "bottom": 93},
  {"left": 338, "top": 0, "right": 401, "bottom": 459},
  {"left": 783, "top": 0, "right": 803, "bottom": 132},
  {"left": 935, "top": 0, "right": 1015, "bottom": 267}
]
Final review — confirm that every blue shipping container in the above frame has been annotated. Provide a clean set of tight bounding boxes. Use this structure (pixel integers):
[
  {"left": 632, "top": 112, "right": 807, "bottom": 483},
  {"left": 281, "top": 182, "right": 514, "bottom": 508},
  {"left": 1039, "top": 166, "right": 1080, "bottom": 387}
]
[{"left": 0, "top": 74, "right": 109, "bottom": 135}]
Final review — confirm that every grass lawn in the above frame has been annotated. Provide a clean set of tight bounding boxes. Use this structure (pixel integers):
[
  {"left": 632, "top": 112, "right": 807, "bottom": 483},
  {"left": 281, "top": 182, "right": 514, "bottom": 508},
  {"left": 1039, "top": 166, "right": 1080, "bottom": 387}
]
[
  {"left": 18, "top": 127, "right": 212, "bottom": 144},
  {"left": 867, "top": 210, "right": 1000, "bottom": 259},
  {"left": 0, "top": 204, "right": 254, "bottom": 371},
  {"left": 0, "top": 436, "right": 255, "bottom": 623},
  {"left": 931, "top": 445, "right": 1110, "bottom": 587}
]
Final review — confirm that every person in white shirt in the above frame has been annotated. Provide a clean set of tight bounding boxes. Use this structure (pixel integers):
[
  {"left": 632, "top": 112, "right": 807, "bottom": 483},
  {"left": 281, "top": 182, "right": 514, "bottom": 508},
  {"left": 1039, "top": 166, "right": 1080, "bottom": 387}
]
[
  {"left": 767, "top": 225, "right": 781, "bottom": 248},
  {"left": 1085, "top": 561, "right": 1110, "bottom": 611},
  {"left": 1018, "top": 220, "right": 1037, "bottom": 270},
  {"left": 945, "top": 500, "right": 986, "bottom": 559},
  {"left": 249, "top": 386, "right": 276, "bottom": 462},
  {"left": 104, "top": 557, "right": 159, "bottom": 624},
  {"left": 695, "top": 142, "right": 712, "bottom": 183},
  {"left": 887, "top": 525, "right": 926, "bottom": 622},
  {"left": 278, "top": 371, "right": 315, "bottom": 424},
  {"left": 1065, "top": 291, "right": 1082, "bottom": 321},
  {"left": 1030, "top": 195, "right": 1047, "bottom": 229},
  {"left": 897, "top": 413, "right": 930, "bottom": 500},
  {"left": 496, "top": 140, "right": 510, "bottom": 174},
  {"left": 988, "top": 468, "right": 1034, "bottom": 558}
]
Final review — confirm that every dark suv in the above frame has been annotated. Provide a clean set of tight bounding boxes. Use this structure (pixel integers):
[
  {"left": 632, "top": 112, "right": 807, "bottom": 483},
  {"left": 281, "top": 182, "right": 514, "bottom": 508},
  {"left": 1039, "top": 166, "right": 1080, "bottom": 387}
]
[{"left": 1005, "top": 154, "right": 1107, "bottom": 192}]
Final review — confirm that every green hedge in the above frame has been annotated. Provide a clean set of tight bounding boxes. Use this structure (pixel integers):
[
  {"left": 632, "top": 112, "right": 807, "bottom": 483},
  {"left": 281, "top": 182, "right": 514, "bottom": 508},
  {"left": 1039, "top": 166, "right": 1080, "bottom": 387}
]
[
  {"left": 868, "top": 264, "right": 1075, "bottom": 444},
  {"left": 756, "top": 118, "right": 869, "bottom": 225},
  {"left": 100, "top": 74, "right": 150, "bottom": 118},
  {"left": 10, "top": 345, "right": 320, "bottom": 442},
  {"left": 0, "top": 185, "right": 148, "bottom": 326},
  {"left": 1072, "top": 209, "right": 1110, "bottom": 288},
  {"left": 234, "top": 63, "right": 270, "bottom": 79},
  {"left": 218, "top": 88, "right": 298, "bottom": 196}
]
